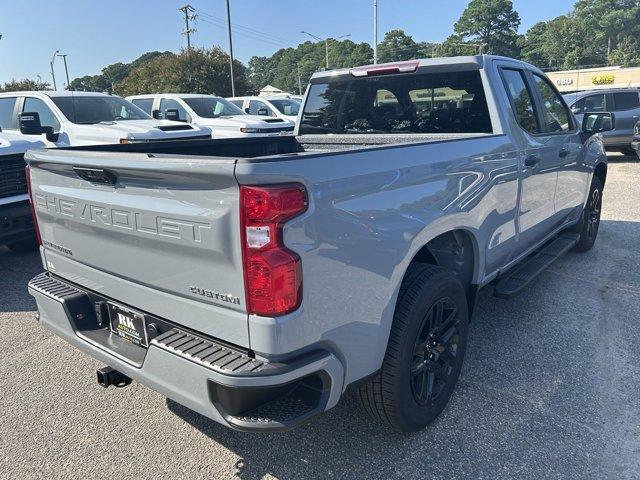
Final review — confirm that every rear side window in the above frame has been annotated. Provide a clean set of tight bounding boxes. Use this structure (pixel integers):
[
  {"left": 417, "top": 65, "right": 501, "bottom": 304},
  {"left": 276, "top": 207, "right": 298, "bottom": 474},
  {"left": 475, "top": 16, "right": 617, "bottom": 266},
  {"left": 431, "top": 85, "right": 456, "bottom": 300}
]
[
  {"left": 612, "top": 92, "right": 640, "bottom": 111},
  {"left": 0, "top": 97, "right": 16, "bottom": 129},
  {"left": 532, "top": 74, "right": 572, "bottom": 133},
  {"left": 500, "top": 69, "right": 539, "bottom": 135},
  {"left": 299, "top": 70, "right": 492, "bottom": 135},
  {"left": 132, "top": 98, "right": 154, "bottom": 115},
  {"left": 23, "top": 97, "right": 60, "bottom": 132},
  {"left": 572, "top": 94, "right": 605, "bottom": 114}
]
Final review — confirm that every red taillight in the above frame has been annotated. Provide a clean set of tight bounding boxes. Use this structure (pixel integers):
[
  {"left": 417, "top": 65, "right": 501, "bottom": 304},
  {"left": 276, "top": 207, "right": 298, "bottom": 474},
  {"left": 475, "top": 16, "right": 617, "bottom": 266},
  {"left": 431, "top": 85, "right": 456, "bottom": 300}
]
[
  {"left": 240, "top": 184, "right": 308, "bottom": 316},
  {"left": 25, "top": 165, "right": 42, "bottom": 245}
]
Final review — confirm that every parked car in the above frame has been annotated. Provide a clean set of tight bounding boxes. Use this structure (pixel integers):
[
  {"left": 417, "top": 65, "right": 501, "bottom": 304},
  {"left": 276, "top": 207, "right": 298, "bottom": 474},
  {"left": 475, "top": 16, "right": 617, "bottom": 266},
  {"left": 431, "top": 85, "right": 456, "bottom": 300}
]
[
  {"left": 26, "top": 55, "right": 612, "bottom": 433},
  {"left": 564, "top": 88, "right": 639, "bottom": 155},
  {"left": 127, "top": 93, "right": 295, "bottom": 139},
  {"left": 0, "top": 91, "right": 212, "bottom": 147},
  {"left": 633, "top": 120, "right": 640, "bottom": 159},
  {"left": 289, "top": 95, "right": 304, "bottom": 103},
  {"left": 0, "top": 137, "right": 39, "bottom": 252},
  {"left": 228, "top": 95, "right": 300, "bottom": 122}
]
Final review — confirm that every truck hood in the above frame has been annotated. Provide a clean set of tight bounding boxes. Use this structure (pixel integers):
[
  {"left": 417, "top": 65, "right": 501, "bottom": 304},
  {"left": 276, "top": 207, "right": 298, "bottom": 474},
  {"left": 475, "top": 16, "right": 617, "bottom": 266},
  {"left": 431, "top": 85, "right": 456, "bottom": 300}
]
[
  {"left": 0, "top": 132, "right": 47, "bottom": 152},
  {"left": 195, "top": 115, "right": 294, "bottom": 129},
  {"left": 74, "top": 120, "right": 211, "bottom": 143}
]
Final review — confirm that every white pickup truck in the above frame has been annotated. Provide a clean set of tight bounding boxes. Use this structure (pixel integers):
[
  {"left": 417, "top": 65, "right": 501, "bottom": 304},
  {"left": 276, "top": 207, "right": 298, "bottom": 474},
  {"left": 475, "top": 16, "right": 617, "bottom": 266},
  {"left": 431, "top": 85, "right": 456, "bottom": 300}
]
[
  {"left": 0, "top": 91, "right": 212, "bottom": 147},
  {"left": 127, "top": 94, "right": 295, "bottom": 139}
]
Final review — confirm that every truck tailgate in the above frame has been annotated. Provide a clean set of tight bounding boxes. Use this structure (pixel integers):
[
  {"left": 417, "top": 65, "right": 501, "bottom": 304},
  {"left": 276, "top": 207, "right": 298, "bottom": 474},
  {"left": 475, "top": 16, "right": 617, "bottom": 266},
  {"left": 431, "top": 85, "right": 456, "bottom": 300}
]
[{"left": 26, "top": 149, "right": 249, "bottom": 346}]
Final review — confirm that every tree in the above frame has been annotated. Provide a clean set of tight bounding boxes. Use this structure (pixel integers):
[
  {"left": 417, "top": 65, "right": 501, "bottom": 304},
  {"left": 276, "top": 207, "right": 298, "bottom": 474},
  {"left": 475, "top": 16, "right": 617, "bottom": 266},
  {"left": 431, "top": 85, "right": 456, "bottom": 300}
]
[
  {"left": 438, "top": 34, "right": 482, "bottom": 57},
  {"left": 378, "top": 30, "right": 435, "bottom": 62},
  {"left": 454, "top": 0, "right": 521, "bottom": 56},
  {"left": 0, "top": 78, "right": 51, "bottom": 92},
  {"left": 69, "top": 51, "right": 171, "bottom": 93},
  {"left": 117, "top": 47, "right": 250, "bottom": 97},
  {"left": 247, "top": 39, "right": 373, "bottom": 94}
]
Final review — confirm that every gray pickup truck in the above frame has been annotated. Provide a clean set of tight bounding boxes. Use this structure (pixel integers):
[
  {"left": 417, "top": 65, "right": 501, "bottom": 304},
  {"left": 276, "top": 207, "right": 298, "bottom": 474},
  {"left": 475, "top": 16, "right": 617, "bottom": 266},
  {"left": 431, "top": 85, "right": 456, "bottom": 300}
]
[{"left": 26, "top": 55, "right": 613, "bottom": 433}]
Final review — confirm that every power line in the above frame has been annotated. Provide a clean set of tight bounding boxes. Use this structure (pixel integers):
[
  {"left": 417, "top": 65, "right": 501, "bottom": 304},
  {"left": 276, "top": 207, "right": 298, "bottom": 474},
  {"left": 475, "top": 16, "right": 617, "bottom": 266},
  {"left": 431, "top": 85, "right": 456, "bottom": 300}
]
[{"left": 179, "top": 4, "right": 197, "bottom": 52}]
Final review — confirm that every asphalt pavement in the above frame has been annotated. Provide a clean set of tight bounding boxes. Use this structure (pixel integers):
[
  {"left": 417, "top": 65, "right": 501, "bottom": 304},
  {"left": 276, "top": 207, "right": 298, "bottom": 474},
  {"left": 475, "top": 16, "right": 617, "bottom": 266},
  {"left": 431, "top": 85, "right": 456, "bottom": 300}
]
[{"left": 1, "top": 153, "right": 639, "bottom": 480}]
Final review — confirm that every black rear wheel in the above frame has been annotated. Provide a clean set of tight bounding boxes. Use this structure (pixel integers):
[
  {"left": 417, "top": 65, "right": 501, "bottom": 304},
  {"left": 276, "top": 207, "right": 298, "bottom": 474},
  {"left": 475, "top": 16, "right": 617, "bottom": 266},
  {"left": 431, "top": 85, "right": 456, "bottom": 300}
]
[{"left": 357, "top": 264, "right": 469, "bottom": 432}]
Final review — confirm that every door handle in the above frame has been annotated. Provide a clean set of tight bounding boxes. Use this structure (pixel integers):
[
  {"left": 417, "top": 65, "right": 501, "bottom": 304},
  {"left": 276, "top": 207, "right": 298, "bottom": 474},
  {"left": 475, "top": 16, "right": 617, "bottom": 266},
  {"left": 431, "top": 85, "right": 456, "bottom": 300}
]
[
  {"left": 524, "top": 154, "right": 541, "bottom": 167},
  {"left": 559, "top": 147, "right": 570, "bottom": 158}
]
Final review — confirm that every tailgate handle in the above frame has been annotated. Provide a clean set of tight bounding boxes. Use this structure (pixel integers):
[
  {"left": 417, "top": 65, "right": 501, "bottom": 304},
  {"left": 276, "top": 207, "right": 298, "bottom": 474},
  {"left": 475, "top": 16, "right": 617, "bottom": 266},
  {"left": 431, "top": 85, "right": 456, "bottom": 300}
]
[{"left": 73, "top": 167, "right": 118, "bottom": 185}]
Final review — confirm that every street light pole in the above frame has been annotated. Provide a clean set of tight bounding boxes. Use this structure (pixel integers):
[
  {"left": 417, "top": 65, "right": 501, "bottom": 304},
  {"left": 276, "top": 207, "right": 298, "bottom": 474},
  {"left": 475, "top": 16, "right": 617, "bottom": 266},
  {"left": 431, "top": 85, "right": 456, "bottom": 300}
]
[
  {"left": 50, "top": 50, "right": 59, "bottom": 91},
  {"left": 57, "top": 54, "right": 70, "bottom": 90},
  {"left": 297, "top": 64, "right": 302, "bottom": 95},
  {"left": 373, "top": 0, "right": 378, "bottom": 64},
  {"left": 225, "top": 0, "right": 236, "bottom": 96}
]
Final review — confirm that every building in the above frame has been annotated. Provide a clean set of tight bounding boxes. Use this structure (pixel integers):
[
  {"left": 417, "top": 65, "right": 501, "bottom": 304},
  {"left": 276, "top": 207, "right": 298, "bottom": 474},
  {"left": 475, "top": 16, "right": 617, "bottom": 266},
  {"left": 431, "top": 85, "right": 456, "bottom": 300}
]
[
  {"left": 259, "top": 85, "right": 290, "bottom": 97},
  {"left": 546, "top": 66, "right": 640, "bottom": 93}
]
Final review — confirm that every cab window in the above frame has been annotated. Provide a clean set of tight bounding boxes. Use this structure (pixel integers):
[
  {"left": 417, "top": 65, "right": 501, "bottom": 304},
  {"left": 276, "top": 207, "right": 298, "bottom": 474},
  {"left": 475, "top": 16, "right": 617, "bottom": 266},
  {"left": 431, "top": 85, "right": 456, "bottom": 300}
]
[
  {"left": 249, "top": 100, "right": 273, "bottom": 116},
  {"left": 0, "top": 97, "right": 17, "bottom": 130},
  {"left": 131, "top": 98, "right": 154, "bottom": 115},
  {"left": 572, "top": 94, "right": 605, "bottom": 115},
  {"left": 23, "top": 97, "right": 60, "bottom": 132},
  {"left": 612, "top": 92, "right": 640, "bottom": 111},
  {"left": 532, "top": 74, "right": 572, "bottom": 133},
  {"left": 159, "top": 98, "right": 188, "bottom": 121},
  {"left": 500, "top": 69, "right": 539, "bottom": 135}
]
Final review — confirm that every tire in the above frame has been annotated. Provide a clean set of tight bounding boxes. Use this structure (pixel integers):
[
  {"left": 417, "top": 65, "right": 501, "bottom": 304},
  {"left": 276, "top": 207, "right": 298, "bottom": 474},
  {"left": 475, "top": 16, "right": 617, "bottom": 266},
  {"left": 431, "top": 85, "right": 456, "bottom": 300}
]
[
  {"left": 571, "top": 175, "right": 603, "bottom": 253},
  {"left": 6, "top": 238, "right": 39, "bottom": 254},
  {"left": 357, "top": 264, "right": 469, "bottom": 432}
]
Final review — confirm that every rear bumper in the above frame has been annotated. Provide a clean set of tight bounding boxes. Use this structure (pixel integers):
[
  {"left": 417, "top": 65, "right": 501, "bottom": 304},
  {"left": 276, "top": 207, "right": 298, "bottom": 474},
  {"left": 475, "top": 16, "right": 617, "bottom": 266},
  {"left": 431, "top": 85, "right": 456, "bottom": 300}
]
[
  {"left": 28, "top": 273, "right": 345, "bottom": 432},
  {"left": 0, "top": 199, "right": 34, "bottom": 247}
]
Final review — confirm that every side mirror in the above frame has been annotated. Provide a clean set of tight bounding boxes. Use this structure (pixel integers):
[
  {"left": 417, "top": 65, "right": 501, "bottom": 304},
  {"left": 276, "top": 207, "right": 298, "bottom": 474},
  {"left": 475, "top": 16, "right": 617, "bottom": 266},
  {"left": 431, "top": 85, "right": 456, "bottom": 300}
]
[
  {"left": 244, "top": 107, "right": 251, "bottom": 114},
  {"left": 19, "top": 112, "right": 59, "bottom": 142},
  {"left": 151, "top": 109, "right": 161, "bottom": 119},
  {"left": 582, "top": 112, "right": 615, "bottom": 136},
  {"left": 257, "top": 107, "right": 269, "bottom": 116},
  {"left": 164, "top": 108, "right": 184, "bottom": 122}
]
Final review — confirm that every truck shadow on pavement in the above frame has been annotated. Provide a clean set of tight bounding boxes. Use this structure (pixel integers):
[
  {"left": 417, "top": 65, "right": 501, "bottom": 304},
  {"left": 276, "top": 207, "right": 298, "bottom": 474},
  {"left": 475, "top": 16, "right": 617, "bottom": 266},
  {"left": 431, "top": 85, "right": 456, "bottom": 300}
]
[
  {"left": 0, "top": 248, "right": 41, "bottom": 313},
  {"left": 167, "top": 218, "right": 640, "bottom": 480}
]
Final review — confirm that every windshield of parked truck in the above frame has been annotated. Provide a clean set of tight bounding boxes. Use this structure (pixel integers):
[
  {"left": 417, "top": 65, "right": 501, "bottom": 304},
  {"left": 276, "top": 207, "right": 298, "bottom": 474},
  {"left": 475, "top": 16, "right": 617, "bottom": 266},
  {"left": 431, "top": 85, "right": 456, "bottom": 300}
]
[
  {"left": 51, "top": 96, "right": 151, "bottom": 124},
  {"left": 269, "top": 99, "right": 300, "bottom": 116},
  {"left": 183, "top": 97, "right": 245, "bottom": 118},
  {"left": 299, "top": 70, "right": 492, "bottom": 134}
]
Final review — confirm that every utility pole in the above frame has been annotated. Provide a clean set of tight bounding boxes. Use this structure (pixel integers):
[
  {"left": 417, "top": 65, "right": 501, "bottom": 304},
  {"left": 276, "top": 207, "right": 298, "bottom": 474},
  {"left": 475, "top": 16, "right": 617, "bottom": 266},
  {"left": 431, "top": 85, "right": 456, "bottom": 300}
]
[
  {"left": 50, "top": 50, "right": 59, "bottom": 91},
  {"left": 373, "top": 0, "right": 378, "bottom": 64},
  {"left": 57, "top": 54, "right": 70, "bottom": 90},
  {"left": 297, "top": 64, "right": 302, "bottom": 95},
  {"left": 301, "top": 32, "right": 350, "bottom": 69},
  {"left": 179, "top": 4, "right": 196, "bottom": 52},
  {"left": 225, "top": 0, "right": 235, "bottom": 96}
]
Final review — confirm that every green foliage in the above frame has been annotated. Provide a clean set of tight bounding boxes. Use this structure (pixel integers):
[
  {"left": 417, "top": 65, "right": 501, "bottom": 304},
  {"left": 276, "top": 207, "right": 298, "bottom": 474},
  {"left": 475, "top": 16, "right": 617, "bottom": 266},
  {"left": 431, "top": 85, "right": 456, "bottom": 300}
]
[
  {"left": 117, "top": 47, "right": 250, "bottom": 97},
  {"left": 69, "top": 51, "right": 171, "bottom": 93},
  {"left": 519, "top": 0, "right": 640, "bottom": 69},
  {"left": 453, "top": 0, "right": 521, "bottom": 56},
  {"left": 247, "top": 39, "right": 374, "bottom": 94},
  {"left": 378, "top": 30, "right": 436, "bottom": 62},
  {"left": 0, "top": 78, "right": 51, "bottom": 92}
]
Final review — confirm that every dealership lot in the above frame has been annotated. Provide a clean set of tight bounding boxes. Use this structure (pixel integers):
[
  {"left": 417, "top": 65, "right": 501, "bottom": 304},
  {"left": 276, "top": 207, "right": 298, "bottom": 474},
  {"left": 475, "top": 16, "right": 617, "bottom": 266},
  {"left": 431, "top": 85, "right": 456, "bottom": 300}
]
[{"left": 1, "top": 154, "right": 639, "bottom": 480}]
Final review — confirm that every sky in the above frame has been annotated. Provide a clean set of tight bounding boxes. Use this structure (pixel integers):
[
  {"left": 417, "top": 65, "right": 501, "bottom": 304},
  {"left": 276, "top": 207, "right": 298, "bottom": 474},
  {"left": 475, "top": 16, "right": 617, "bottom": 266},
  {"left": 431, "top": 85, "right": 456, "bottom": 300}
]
[{"left": 0, "top": 0, "right": 577, "bottom": 85}]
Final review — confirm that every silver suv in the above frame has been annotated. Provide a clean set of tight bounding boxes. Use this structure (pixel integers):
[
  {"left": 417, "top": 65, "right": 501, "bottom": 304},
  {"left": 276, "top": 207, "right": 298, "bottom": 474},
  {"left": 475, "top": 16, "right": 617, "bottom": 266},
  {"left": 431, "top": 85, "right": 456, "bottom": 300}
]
[{"left": 564, "top": 88, "right": 640, "bottom": 155}]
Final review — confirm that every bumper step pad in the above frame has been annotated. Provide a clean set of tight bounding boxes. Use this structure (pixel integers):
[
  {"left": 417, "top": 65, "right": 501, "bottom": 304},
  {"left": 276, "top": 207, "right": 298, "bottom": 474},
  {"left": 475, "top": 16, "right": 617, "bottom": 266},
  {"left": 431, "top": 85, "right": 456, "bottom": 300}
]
[{"left": 151, "top": 328, "right": 276, "bottom": 375}]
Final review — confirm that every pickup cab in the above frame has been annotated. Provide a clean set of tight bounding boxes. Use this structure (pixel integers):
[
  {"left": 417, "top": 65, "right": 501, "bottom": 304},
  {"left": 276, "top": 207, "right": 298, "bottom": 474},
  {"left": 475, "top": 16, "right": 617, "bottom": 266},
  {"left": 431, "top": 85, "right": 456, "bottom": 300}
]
[
  {"left": 26, "top": 56, "right": 613, "bottom": 432},
  {"left": 228, "top": 95, "right": 300, "bottom": 123},
  {"left": 0, "top": 91, "right": 212, "bottom": 147},
  {"left": 126, "top": 94, "right": 295, "bottom": 139}
]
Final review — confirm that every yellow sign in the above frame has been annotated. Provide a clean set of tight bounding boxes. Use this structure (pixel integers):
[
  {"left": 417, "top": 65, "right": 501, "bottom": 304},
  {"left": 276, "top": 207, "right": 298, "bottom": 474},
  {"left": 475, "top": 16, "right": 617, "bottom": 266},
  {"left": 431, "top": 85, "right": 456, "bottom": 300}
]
[{"left": 592, "top": 75, "right": 615, "bottom": 85}]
